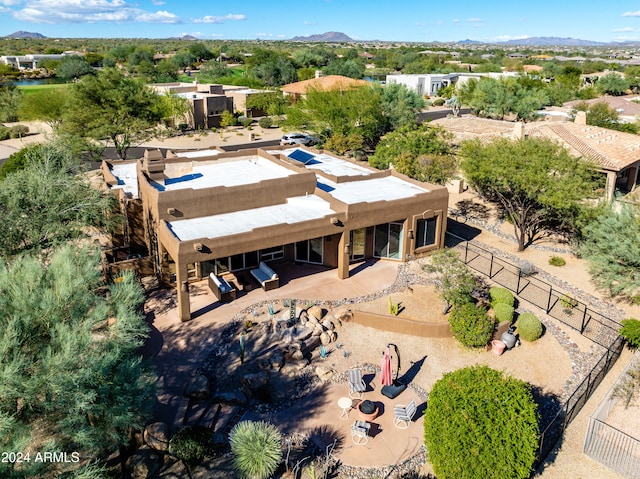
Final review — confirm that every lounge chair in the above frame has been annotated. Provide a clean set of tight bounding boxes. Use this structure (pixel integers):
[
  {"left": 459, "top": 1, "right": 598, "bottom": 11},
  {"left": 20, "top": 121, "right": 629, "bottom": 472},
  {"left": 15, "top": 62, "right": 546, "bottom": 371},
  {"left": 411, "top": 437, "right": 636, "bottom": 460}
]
[
  {"left": 347, "top": 368, "right": 366, "bottom": 399},
  {"left": 393, "top": 399, "right": 417, "bottom": 429},
  {"left": 351, "top": 420, "right": 370, "bottom": 445}
]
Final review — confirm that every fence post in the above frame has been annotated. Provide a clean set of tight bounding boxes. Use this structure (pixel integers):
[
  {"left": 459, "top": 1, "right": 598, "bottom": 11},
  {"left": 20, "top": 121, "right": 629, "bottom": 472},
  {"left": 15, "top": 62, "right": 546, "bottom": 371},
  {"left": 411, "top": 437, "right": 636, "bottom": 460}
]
[
  {"left": 581, "top": 308, "right": 588, "bottom": 334},
  {"left": 516, "top": 268, "right": 521, "bottom": 294},
  {"left": 464, "top": 241, "right": 469, "bottom": 263},
  {"left": 547, "top": 287, "right": 553, "bottom": 313},
  {"left": 489, "top": 254, "right": 494, "bottom": 278}
]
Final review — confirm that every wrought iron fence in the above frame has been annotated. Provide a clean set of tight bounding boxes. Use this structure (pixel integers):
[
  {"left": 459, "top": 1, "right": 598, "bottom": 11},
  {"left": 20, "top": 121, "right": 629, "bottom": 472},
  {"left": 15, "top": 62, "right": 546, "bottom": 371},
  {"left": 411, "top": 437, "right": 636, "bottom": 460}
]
[{"left": 443, "top": 231, "right": 625, "bottom": 471}]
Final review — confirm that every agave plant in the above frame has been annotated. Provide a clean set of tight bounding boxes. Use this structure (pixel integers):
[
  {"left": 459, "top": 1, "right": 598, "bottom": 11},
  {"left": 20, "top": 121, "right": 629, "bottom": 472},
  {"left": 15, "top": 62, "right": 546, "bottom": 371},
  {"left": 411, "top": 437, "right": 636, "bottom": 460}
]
[{"left": 229, "top": 420, "right": 283, "bottom": 479}]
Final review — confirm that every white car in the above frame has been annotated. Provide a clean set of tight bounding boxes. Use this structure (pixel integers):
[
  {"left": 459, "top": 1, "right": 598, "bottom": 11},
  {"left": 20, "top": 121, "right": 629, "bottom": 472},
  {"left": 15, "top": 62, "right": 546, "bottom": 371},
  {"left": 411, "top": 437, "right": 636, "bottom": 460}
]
[{"left": 280, "top": 133, "right": 316, "bottom": 146}]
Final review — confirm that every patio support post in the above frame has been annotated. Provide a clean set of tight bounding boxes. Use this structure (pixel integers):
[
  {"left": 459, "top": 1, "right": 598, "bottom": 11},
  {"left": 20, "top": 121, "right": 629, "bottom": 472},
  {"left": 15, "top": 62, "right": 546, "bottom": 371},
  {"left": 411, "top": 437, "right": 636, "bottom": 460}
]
[
  {"left": 627, "top": 165, "right": 639, "bottom": 191},
  {"left": 605, "top": 171, "right": 617, "bottom": 203},
  {"left": 337, "top": 231, "right": 350, "bottom": 279},
  {"left": 176, "top": 261, "right": 191, "bottom": 321}
]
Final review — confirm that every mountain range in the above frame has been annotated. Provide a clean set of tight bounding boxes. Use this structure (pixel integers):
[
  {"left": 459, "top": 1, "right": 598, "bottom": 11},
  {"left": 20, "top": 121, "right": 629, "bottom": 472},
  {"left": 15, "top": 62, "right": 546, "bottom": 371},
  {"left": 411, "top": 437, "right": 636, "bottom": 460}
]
[
  {"left": 290, "top": 31, "right": 353, "bottom": 42},
  {"left": 5, "top": 31, "right": 46, "bottom": 39}
]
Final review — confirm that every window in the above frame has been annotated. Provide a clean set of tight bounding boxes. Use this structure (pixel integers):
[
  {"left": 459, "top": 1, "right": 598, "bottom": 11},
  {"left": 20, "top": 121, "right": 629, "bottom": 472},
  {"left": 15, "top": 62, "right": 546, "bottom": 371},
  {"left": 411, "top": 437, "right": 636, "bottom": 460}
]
[
  {"left": 230, "top": 251, "right": 259, "bottom": 271},
  {"left": 295, "top": 237, "right": 323, "bottom": 264},
  {"left": 260, "top": 246, "right": 284, "bottom": 262},
  {"left": 416, "top": 218, "right": 438, "bottom": 248},
  {"left": 350, "top": 228, "right": 366, "bottom": 261},
  {"left": 374, "top": 221, "right": 403, "bottom": 259}
]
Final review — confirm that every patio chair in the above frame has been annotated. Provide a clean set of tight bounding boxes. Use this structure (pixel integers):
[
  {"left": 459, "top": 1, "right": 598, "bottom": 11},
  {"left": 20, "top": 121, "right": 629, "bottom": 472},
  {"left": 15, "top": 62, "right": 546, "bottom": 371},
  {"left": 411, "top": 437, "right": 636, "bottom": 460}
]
[
  {"left": 351, "top": 420, "right": 370, "bottom": 445},
  {"left": 393, "top": 399, "right": 417, "bottom": 429},
  {"left": 347, "top": 368, "right": 366, "bottom": 399}
]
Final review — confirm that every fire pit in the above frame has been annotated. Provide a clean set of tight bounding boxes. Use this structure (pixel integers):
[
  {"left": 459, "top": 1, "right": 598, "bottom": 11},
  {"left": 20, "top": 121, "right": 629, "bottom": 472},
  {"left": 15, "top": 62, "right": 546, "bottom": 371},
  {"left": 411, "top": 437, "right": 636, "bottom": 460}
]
[{"left": 357, "top": 399, "right": 379, "bottom": 421}]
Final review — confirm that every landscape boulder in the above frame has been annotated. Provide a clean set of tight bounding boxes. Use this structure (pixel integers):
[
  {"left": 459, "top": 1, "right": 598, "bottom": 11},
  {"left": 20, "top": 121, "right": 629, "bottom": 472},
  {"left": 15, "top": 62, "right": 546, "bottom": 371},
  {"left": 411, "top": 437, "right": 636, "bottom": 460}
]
[
  {"left": 143, "top": 422, "right": 170, "bottom": 452},
  {"left": 127, "top": 446, "right": 161, "bottom": 479},
  {"left": 184, "top": 374, "right": 210, "bottom": 400},
  {"left": 315, "top": 366, "right": 334, "bottom": 382}
]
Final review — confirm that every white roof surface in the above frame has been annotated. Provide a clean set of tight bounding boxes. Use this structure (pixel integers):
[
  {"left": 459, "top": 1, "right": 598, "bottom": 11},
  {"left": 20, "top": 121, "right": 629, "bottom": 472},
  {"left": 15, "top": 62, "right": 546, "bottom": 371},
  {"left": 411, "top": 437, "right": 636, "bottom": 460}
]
[
  {"left": 154, "top": 156, "right": 294, "bottom": 191},
  {"left": 109, "top": 162, "right": 139, "bottom": 198},
  {"left": 174, "top": 149, "right": 222, "bottom": 158},
  {"left": 168, "top": 195, "right": 335, "bottom": 241},
  {"left": 319, "top": 176, "right": 429, "bottom": 204},
  {"left": 273, "top": 148, "right": 373, "bottom": 177}
]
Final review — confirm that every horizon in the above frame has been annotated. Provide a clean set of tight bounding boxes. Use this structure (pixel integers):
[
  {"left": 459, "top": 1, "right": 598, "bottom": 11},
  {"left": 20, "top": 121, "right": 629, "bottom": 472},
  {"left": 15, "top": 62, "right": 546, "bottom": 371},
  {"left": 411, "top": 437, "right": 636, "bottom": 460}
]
[{"left": 1, "top": 0, "right": 640, "bottom": 44}]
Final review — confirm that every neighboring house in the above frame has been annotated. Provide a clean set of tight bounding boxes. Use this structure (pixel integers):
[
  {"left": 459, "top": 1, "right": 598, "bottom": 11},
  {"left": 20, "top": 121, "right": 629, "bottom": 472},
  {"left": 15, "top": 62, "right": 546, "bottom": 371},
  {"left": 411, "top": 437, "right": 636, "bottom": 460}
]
[
  {"left": 102, "top": 146, "right": 449, "bottom": 321},
  {"left": 563, "top": 95, "right": 640, "bottom": 123},
  {"left": 432, "top": 114, "right": 640, "bottom": 202},
  {"left": 0, "top": 52, "right": 82, "bottom": 69},
  {"left": 281, "top": 74, "right": 371, "bottom": 100},
  {"left": 385, "top": 72, "right": 520, "bottom": 97}
]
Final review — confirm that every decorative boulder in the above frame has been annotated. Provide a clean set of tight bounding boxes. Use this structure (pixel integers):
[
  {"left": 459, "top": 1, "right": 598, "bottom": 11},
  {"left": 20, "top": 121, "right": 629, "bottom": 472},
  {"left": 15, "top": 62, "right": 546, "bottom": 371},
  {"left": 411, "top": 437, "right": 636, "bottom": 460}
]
[
  {"left": 212, "top": 390, "right": 248, "bottom": 406},
  {"left": 322, "top": 318, "right": 336, "bottom": 330},
  {"left": 301, "top": 335, "right": 320, "bottom": 353},
  {"left": 307, "top": 306, "right": 324, "bottom": 321},
  {"left": 316, "top": 366, "right": 334, "bottom": 382},
  {"left": 329, "top": 331, "right": 338, "bottom": 342},
  {"left": 320, "top": 332, "right": 331, "bottom": 346},
  {"left": 242, "top": 371, "right": 269, "bottom": 394},
  {"left": 143, "top": 422, "right": 170, "bottom": 452},
  {"left": 184, "top": 374, "right": 210, "bottom": 400},
  {"left": 127, "top": 446, "right": 161, "bottom": 479}
]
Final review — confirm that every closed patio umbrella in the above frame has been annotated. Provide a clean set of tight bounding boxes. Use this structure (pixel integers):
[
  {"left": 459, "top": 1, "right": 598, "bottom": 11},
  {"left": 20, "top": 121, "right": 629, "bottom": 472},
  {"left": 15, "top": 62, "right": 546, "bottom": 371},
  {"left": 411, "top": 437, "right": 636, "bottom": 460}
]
[{"left": 381, "top": 346, "right": 393, "bottom": 387}]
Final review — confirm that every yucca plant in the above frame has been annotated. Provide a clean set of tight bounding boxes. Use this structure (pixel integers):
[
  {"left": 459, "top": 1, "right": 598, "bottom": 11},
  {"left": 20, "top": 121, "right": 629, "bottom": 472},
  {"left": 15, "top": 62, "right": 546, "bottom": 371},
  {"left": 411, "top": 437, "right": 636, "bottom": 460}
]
[{"left": 229, "top": 420, "right": 283, "bottom": 479}]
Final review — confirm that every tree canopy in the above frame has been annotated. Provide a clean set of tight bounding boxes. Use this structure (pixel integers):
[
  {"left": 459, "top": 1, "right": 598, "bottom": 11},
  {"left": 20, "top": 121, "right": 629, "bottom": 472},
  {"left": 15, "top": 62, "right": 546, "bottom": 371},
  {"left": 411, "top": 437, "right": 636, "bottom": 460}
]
[
  {"left": 369, "top": 123, "right": 456, "bottom": 184},
  {"left": 0, "top": 141, "right": 118, "bottom": 257},
  {"left": 572, "top": 101, "right": 639, "bottom": 134},
  {"left": 424, "top": 365, "right": 539, "bottom": 479},
  {"left": 595, "top": 73, "right": 630, "bottom": 96},
  {"left": 17, "top": 87, "right": 69, "bottom": 129},
  {"left": 460, "top": 137, "right": 600, "bottom": 251},
  {"left": 62, "top": 68, "right": 164, "bottom": 159},
  {"left": 580, "top": 205, "right": 640, "bottom": 302},
  {"left": 0, "top": 246, "right": 154, "bottom": 478}
]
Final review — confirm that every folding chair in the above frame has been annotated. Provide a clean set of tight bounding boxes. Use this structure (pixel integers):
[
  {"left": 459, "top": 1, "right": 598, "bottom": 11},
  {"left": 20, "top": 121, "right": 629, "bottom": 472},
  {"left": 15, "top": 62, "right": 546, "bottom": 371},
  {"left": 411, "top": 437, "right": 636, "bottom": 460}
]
[
  {"left": 393, "top": 399, "right": 417, "bottom": 429},
  {"left": 347, "top": 368, "right": 366, "bottom": 399}
]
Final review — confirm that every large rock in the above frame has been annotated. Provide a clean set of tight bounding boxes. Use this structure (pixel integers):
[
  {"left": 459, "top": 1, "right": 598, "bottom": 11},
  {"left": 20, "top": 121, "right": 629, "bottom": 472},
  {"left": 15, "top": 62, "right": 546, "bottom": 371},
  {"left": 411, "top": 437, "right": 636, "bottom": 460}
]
[
  {"left": 143, "top": 422, "right": 170, "bottom": 452},
  {"left": 322, "top": 318, "right": 336, "bottom": 330},
  {"left": 307, "top": 306, "right": 325, "bottom": 321},
  {"left": 242, "top": 371, "right": 269, "bottom": 397},
  {"left": 212, "top": 390, "right": 248, "bottom": 406},
  {"left": 291, "top": 326, "right": 313, "bottom": 342},
  {"left": 184, "top": 374, "right": 210, "bottom": 400},
  {"left": 282, "top": 358, "right": 310, "bottom": 373},
  {"left": 316, "top": 366, "right": 334, "bottom": 382},
  {"left": 320, "top": 332, "right": 331, "bottom": 346},
  {"left": 301, "top": 335, "right": 321, "bottom": 353},
  {"left": 127, "top": 446, "right": 161, "bottom": 479}
]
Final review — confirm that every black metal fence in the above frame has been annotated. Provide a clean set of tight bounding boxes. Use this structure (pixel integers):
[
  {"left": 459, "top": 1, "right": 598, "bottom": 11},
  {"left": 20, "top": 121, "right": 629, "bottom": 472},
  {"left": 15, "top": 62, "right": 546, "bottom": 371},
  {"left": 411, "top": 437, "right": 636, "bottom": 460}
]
[
  {"left": 444, "top": 231, "right": 625, "bottom": 470},
  {"left": 584, "top": 419, "right": 640, "bottom": 479}
]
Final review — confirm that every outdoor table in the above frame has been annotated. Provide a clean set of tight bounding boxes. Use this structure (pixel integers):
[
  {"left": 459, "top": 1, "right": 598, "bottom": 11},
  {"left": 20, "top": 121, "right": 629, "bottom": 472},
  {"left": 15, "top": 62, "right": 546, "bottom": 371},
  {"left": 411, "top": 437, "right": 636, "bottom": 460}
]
[{"left": 338, "top": 397, "right": 353, "bottom": 419}]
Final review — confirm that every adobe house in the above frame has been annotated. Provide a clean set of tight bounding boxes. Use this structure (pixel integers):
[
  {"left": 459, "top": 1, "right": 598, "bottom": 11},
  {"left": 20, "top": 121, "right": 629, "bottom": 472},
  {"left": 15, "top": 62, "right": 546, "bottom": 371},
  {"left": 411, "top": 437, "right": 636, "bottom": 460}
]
[
  {"left": 103, "top": 146, "right": 449, "bottom": 321},
  {"left": 281, "top": 74, "right": 372, "bottom": 101}
]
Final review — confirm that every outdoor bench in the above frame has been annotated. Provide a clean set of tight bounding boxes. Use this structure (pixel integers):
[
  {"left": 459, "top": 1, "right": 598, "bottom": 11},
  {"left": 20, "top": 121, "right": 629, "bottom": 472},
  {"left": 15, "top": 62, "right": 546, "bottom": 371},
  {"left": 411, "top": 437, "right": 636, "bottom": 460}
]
[
  {"left": 208, "top": 273, "right": 237, "bottom": 302},
  {"left": 250, "top": 261, "right": 279, "bottom": 291}
]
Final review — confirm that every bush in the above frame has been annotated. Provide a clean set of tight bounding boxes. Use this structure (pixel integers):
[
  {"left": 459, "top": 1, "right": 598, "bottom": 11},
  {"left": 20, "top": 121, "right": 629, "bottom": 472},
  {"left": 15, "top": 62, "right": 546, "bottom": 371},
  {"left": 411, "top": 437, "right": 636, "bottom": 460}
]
[
  {"left": 0, "top": 125, "right": 10, "bottom": 141},
  {"left": 169, "top": 426, "right": 212, "bottom": 464},
  {"left": 433, "top": 98, "right": 446, "bottom": 106},
  {"left": 493, "top": 302, "right": 514, "bottom": 323},
  {"left": 489, "top": 287, "right": 515, "bottom": 308},
  {"left": 620, "top": 319, "right": 640, "bottom": 348},
  {"left": 516, "top": 312, "right": 543, "bottom": 341},
  {"left": 449, "top": 301, "right": 495, "bottom": 348},
  {"left": 229, "top": 420, "right": 282, "bottom": 479},
  {"left": 548, "top": 255, "right": 566, "bottom": 267},
  {"left": 424, "top": 365, "right": 539, "bottom": 479},
  {"left": 258, "top": 117, "right": 272, "bottom": 129},
  {"left": 9, "top": 124, "right": 29, "bottom": 138}
]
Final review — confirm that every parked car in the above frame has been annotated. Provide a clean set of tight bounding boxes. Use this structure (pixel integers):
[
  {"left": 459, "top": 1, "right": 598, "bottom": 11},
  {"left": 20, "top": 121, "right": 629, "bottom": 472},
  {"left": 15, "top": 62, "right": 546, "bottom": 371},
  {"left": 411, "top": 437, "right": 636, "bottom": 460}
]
[{"left": 280, "top": 133, "right": 317, "bottom": 146}]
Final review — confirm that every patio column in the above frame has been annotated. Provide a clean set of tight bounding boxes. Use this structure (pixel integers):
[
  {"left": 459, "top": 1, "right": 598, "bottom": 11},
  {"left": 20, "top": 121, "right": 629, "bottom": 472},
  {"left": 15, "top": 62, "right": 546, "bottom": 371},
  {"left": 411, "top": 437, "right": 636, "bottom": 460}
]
[
  {"left": 337, "top": 231, "right": 350, "bottom": 279},
  {"left": 175, "top": 261, "right": 191, "bottom": 322},
  {"left": 627, "top": 165, "right": 639, "bottom": 191},
  {"left": 605, "top": 171, "right": 617, "bottom": 203}
]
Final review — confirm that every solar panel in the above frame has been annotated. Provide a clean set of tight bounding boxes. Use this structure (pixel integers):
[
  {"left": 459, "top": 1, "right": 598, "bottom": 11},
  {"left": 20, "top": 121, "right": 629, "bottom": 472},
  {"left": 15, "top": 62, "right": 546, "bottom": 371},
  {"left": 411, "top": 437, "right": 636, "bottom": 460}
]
[{"left": 287, "top": 149, "right": 319, "bottom": 165}]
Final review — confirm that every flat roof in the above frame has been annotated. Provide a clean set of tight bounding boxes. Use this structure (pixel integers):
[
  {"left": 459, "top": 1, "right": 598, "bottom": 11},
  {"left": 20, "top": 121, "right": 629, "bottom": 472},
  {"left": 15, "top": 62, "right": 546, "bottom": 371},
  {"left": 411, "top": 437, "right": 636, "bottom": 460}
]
[
  {"left": 152, "top": 156, "right": 294, "bottom": 191},
  {"left": 167, "top": 194, "right": 335, "bottom": 241},
  {"left": 273, "top": 148, "right": 373, "bottom": 177},
  {"left": 174, "top": 149, "right": 222, "bottom": 158},
  {"left": 318, "top": 177, "right": 429, "bottom": 204},
  {"left": 109, "top": 162, "right": 139, "bottom": 198}
]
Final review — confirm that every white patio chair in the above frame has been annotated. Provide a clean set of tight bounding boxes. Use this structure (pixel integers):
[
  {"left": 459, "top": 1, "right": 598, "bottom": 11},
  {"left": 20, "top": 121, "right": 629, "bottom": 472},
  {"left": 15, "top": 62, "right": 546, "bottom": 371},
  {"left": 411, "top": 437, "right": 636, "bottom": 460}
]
[
  {"left": 351, "top": 420, "right": 370, "bottom": 445},
  {"left": 347, "top": 368, "right": 366, "bottom": 399},
  {"left": 393, "top": 399, "right": 417, "bottom": 429}
]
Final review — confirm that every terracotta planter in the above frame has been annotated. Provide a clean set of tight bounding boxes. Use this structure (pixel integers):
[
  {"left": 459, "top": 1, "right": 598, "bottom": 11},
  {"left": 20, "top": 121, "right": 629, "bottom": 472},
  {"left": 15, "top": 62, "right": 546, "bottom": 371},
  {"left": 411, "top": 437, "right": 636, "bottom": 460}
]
[
  {"left": 357, "top": 400, "right": 379, "bottom": 421},
  {"left": 491, "top": 340, "right": 506, "bottom": 356}
]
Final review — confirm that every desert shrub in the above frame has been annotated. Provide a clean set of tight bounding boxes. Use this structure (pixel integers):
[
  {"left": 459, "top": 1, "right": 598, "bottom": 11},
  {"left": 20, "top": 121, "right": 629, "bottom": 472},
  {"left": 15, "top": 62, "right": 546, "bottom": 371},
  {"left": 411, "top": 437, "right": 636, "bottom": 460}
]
[
  {"left": 433, "top": 98, "right": 446, "bottom": 106},
  {"left": 258, "top": 117, "right": 272, "bottom": 129},
  {"left": 493, "top": 302, "right": 514, "bottom": 323},
  {"left": 489, "top": 287, "right": 515, "bottom": 307},
  {"left": 0, "top": 125, "right": 10, "bottom": 140},
  {"left": 516, "top": 312, "right": 543, "bottom": 341},
  {"left": 620, "top": 318, "right": 640, "bottom": 348},
  {"left": 169, "top": 425, "right": 212, "bottom": 463},
  {"left": 424, "top": 365, "right": 539, "bottom": 479},
  {"left": 449, "top": 301, "right": 495, "bottom": 348},
  {"left": 548, "top": 255, "right": 566, "bottom": 267},
  {"left": 9, "top": 124, "right": 29, "bottom": 138},
  {"left": 229, "top": 420, "right": 283, "bottom": 479},
  {"left": 241, "top": 117, "right": 253, "bottom": 128}
]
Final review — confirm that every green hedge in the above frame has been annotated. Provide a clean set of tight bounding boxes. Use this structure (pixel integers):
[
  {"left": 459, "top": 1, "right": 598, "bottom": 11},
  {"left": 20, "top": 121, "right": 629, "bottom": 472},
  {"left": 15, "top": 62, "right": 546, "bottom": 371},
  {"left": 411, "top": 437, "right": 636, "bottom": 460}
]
[
  {"left": 489, "top": 287, "right": 515, "bottom": 308},
  {"left": 449, "top": 301, "right": 495, "bottom": 348},
  {"left": 620, "top": 318, "right": 640, "bottom": 348},
  {"left": 169, "top": 426, "right": 212, "bottom": 464},
  {"left": 516, "top": 312, "right": 543, "bottom": 341},
  {"left": 424, "top": 365, "right": 539, "bottom": 479},
  {"left": 493, "top": 302, "right": 514, "bottom": 323}
]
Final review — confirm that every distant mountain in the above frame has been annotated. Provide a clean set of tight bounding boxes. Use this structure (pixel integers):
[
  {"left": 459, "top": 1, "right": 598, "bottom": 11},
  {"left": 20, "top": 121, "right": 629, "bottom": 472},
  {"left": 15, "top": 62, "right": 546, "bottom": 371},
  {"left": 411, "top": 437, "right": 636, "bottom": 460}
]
[
  {"left": 290, "top": 31, "right": 353, "bottom": 42},
  {"left": 499, "top": 36, "right": 606, "bottom": 47},
  {"left": 458, "top": 39, "right": 482, "bottom": 44},
  {"left": 170, "top": 34, "right": 198, "bottom": 40},
  {"left": 5, "top": 31, "right": 46, "bottom": 39}
]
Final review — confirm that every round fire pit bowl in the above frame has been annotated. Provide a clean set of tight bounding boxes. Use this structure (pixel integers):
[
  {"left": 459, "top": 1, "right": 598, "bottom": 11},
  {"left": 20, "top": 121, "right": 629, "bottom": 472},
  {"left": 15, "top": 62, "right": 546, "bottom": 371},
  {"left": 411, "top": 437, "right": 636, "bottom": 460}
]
[{"left": 357, "top": 399, "right": 379, "bottom": 421}]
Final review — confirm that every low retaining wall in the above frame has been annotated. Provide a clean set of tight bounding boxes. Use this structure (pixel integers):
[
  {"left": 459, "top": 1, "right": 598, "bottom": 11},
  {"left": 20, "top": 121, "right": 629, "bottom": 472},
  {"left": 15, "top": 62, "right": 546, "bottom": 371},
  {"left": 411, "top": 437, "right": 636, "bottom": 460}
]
[{"left": 353, "top": 310, "right": 452, "bottom": 338}]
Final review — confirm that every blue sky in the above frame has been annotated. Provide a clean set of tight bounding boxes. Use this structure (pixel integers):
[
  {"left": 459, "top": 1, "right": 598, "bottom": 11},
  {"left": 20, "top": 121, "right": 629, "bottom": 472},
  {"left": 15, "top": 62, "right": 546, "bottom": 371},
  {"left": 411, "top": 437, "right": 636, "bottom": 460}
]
[{"left": 2, "top": 0, "right": 640, "bottom": 42}]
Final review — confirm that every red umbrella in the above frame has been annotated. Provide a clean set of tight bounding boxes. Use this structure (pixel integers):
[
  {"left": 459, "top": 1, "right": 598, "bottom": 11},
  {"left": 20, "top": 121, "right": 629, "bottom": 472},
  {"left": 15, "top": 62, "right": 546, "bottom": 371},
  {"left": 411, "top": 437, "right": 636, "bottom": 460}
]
[{"left": 380, "top": 346, "right": 393, "bottom": 387}]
